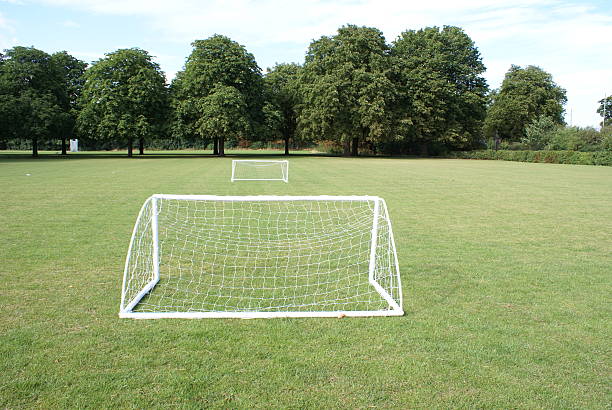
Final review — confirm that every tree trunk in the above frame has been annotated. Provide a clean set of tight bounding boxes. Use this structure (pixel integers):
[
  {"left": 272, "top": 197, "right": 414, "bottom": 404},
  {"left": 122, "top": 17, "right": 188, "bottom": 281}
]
[
  {"left": 61, "top": 138, "right": 67, "bottom": 155},
  {"left": 351, "top": 137, "right": 359, "bottom": 157},
  {"left": 218, "top": 136, "right": 225, "bottom": 156},
  {"left": 419, "top": 142, "right": 428, "bottom": 157},
  {"left": 139, "top": 138, "right": 144, "bottom": 155},
  {"left": 128, "top": 138, "right": 133, "bottom": 157},
  {"left": 32, "top": 138, "right": 38, "bottom": 157},
  {"left": 213, "top": 138, "right": 219, "bottom": 155},
  {"left": 343, "top": 140, "right": 350, "bottom": 156},
  {"left": 284, "top": 137, "right": 289, "bottom": 155}
]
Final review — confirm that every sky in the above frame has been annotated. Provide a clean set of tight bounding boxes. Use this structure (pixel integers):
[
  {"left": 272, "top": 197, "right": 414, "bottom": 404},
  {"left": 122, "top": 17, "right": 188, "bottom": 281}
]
[{"left": 1, "top": 0, "right": 611, "bottom": 128}]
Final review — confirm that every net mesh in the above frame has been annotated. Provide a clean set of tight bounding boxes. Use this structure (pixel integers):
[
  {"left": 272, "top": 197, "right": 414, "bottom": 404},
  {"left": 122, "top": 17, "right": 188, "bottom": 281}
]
[
  {"left": 232, "top": 160, "right": 288, "bottom": 181},
  {"left": 121, "top": 196, "right": 401, "bottom": 315}
]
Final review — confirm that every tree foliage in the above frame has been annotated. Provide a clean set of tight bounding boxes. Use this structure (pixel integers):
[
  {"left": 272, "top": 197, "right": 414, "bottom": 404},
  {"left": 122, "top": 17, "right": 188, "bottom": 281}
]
[
  {"left": 0, "top": 46, "right": 83, "bottom": 155},
  {"left": 523, "top": 115, "right": 559, "bottom": 150},
  {"left": 171, "top": 35, "right": 263, "bottom": 154},
  {"left": 263, "top": 63, "right": 302, "bottom": 154},
  {"left": 2, "top": 25, "right": 592, "bottom": 157},
  {"left": 299, "top": 25, "right": 394, "bottom": 156},
  {"left": 597, "top": 95, "right": 611, "bottom": 127},
  {"left": 77, "top": 48, "right": 168, "bottom": 156},
  {"left": 196, "top": 84, "right": 249, "bottom": 155},
  {"left": 484, "top": 65, "right": 566, "bottom": 141},
  {"left": 50, "top": 51, "right": 87, "bottom": 153},
  {"left": 391, "top": 26, "right": 488, "bottom": 153}
]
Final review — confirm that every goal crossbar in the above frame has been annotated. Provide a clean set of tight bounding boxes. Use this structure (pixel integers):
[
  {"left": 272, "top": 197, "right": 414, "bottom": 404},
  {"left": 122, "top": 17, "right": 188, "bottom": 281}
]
[
  {"left": 151, "top": 194, "right": 377, "bottom": 201},
  {"left": 120, "top": 194, "right": 403, "bottom": 319}
]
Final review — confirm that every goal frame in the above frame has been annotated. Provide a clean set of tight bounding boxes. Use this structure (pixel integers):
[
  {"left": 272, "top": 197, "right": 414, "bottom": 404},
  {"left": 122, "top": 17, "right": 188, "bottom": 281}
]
[
  {"left": 119, "top": 194, "right": 403, "bottom": 319},
  {"left": 231, "top": 160, "right": 289, "bottom": 183}
]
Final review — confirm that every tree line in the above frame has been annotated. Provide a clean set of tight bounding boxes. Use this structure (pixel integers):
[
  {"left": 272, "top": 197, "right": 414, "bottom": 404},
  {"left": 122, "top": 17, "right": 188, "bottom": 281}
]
[{"left": 1, "top": 24, "right": 606, "bottom": 157}]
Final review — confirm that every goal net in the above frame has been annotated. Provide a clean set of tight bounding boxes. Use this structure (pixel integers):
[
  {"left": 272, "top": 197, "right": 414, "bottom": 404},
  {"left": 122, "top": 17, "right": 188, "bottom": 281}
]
[
  {"left": 120, "top": 195, "right": 403, "bottom": 319},
  {"left": 231, "top": 160, "right": 289, "bottom": 182}
]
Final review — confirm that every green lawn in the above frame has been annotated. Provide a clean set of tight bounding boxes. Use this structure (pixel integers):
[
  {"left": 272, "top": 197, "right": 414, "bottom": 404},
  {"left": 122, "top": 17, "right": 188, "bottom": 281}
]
[{"left": 1, "top": 151, "right": 610, "bottom": 408}]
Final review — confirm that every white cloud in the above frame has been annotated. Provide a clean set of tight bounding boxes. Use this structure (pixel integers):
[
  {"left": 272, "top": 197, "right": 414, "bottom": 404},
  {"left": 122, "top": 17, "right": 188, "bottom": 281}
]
[
  {"left": 557, "top": 69, "right": 611, "bottom": 127},
  {"left": 0, "top": 11, "right": 18, "bottom": 51},
  {"left": 70, "top": 50, "right": 105, "bottom": 62},
  {"left": 61, "top": 19, "right": 80, "bottom": 28},
  {"left": 467, "top": 3, "right": 612, "bottom": 127}
]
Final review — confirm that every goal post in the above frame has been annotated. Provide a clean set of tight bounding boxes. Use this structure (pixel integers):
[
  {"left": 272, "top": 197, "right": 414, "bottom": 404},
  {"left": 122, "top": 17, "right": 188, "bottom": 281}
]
[
  {"left": 120, "top": 194, "right": 403, "bottom": 319},
  {"left": 231, "top": 160, "right": 289, "bottom": 182}
]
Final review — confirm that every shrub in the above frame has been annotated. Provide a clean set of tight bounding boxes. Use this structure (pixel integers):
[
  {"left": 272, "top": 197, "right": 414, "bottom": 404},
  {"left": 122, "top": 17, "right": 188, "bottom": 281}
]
[
  {"left": 249, "top": 141, "right": 267, "bottom": 149},
  {"left": 523, "top": 116, "right": 559, "bottom": 149},
  {"left": 314, "top": 140, "right": 343, "bottom": 155},
  {"left": 600, "top": 127, "right": 612, "bottom": 151},
  {"left": 499, "top": 140, "right": 529, "bottom": 151},
  {"left": 449, "top": 150, "right": 611, "bottom": 166},
  {"left": 546, "top": 126, "right": 606, "bottom": 151}
]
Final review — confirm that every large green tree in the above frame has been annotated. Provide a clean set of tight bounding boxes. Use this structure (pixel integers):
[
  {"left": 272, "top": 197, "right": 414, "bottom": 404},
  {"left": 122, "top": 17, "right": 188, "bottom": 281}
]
[
  {"left": 263, "top": 63, "right": 301, "bottom": 155},
  {"left": 484, "top": 65, "right": 566, "bottom": 141},
  {"left": 171, "top": 35, "right": 263, "bottom": 155},
  {"left": 196, "top": 84, "right": 249, "bottom": 156},
  {"left": 597, "top": 95, "right": 611, "bottom": 128},
  {"left": 391, "top": 26, "right": 488, "bottom": 154},
  {"left": 0, "top": 46, "right": 72, "bottom": 156},
  {"left": 77, "top": 48, "right": 168, "bottom": 157},
  {"left": 299, "top": 25, "right": 394, "bottom": 156},
  {"left": 50, "top": 51, "right": 87, "bottom": 154}
]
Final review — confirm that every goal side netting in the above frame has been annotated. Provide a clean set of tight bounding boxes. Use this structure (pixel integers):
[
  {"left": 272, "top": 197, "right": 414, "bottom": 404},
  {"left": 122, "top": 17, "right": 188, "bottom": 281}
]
[
  {"left": 231, "top": 160, "right": 288, "bottom": 182},
  {"left": 119, "top": 195, "right": 403, "bottom": 319}
]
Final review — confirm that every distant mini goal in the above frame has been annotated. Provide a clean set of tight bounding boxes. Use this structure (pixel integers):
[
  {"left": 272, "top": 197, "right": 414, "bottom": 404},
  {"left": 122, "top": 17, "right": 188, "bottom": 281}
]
[
  {"left": 119, "top": 194, "right": 403, "bottom": 319},
  {"left": 231, "top": 160, "right": 288, "bottom": 182}
]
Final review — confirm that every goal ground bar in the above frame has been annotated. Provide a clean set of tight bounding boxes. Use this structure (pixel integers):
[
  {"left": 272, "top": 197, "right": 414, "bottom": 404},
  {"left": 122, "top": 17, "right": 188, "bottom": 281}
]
[{"left": 120, "top": 309, "right": 404, "bottom": 319}]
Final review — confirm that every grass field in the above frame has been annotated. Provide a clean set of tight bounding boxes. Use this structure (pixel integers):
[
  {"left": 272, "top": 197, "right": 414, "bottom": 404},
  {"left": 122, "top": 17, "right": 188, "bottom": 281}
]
[{"left": 1, "top": 151, "right": 610, "bottom": 408}]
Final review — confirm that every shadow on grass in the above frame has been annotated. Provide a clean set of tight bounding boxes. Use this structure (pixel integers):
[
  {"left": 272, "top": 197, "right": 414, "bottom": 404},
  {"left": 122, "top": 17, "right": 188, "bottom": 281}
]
[
  {"left": 0, "top": 150, "right": 318, "bottom": 161},
  {"left": 0, "top": 150, "right": 432, "bottom": 162}
]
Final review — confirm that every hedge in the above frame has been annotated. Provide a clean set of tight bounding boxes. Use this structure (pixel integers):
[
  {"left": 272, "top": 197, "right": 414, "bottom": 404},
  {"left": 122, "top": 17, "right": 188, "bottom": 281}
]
[{"left": 449, "top": 150, "right": 612, "bottom": 166}]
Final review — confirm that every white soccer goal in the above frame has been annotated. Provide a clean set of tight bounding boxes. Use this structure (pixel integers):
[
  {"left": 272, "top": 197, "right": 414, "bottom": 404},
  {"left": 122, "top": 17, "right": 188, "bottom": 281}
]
[
  {"left": 231, "top": 160, "right": 289, "bottom": 182},
  {"left": 119, "top": 195, "right": 403, "bottom": 319}
]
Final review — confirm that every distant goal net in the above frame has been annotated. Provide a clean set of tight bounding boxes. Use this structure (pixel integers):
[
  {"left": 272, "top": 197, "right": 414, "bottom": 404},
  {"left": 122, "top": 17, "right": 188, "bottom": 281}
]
[
  {"left": 231, "top": 160, "right": 289, "bottom": 182},
  {"left": 120, "top": 195, "right": 403, "bottom": 319}
]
